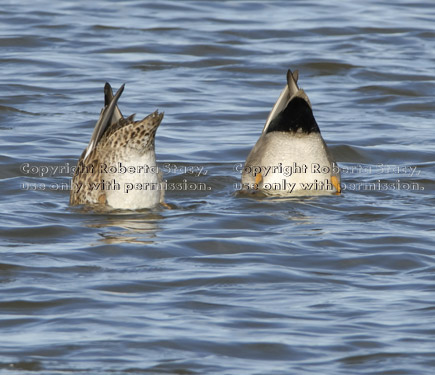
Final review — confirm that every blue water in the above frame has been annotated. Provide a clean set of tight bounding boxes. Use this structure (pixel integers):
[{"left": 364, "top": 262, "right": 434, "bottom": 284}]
[{"left": 1, "top": 1, "right": 434, "bottom": 374}]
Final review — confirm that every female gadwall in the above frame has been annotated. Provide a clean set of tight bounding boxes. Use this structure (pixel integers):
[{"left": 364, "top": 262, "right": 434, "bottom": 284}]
[{"left": 70, "top": 83, "right": 165, "bottom": 209}]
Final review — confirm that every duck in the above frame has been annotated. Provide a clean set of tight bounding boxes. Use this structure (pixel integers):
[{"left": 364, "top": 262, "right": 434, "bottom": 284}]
[
  {"left": 241, "top": 69, "right": 341, "bottom": 196},
  {"left": 70, "top": 83, "right": 165, "bottom": 209}
]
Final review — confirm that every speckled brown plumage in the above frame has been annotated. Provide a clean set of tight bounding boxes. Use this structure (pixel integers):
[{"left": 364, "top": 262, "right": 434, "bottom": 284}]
[{"left": 69, "top": 83, "right": 164, "bottom": 207}]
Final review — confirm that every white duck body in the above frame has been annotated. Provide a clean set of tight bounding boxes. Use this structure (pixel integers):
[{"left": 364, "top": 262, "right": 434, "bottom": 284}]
[
  {"left": 241, "top": 70, "right": 340, "bottom": 196},
  {"left": 101, "top": 113, "right": 164, "bottom": 210}
]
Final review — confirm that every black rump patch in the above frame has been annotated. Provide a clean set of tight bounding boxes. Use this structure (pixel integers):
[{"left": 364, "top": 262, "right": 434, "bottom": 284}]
[{"left": 265, "top": 97, "right": 320, "bottom": 134}]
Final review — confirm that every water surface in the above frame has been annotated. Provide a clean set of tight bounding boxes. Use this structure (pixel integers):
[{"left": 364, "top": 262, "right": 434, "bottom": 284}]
[{"left": 1, "top": 1, "right": 435, "bottom": 374}]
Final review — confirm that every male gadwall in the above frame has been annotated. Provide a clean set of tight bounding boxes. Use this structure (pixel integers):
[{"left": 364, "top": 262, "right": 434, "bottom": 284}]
[{"left": 241, "top": 69, "right": 341, "bottom": 196}]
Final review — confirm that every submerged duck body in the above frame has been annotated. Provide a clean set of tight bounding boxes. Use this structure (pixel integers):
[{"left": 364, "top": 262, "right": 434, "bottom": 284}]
[
  {"left": 241, "top": 69, "right": 341, "bottom": 196},
  {"left": 70, "top": 83, "right": 164, "bottom": 209}
]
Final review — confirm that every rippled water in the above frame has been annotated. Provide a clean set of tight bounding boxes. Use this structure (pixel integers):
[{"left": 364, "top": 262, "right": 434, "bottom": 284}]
[{"left": 1, "top": 1, "right": 435, "bottom": 374}]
